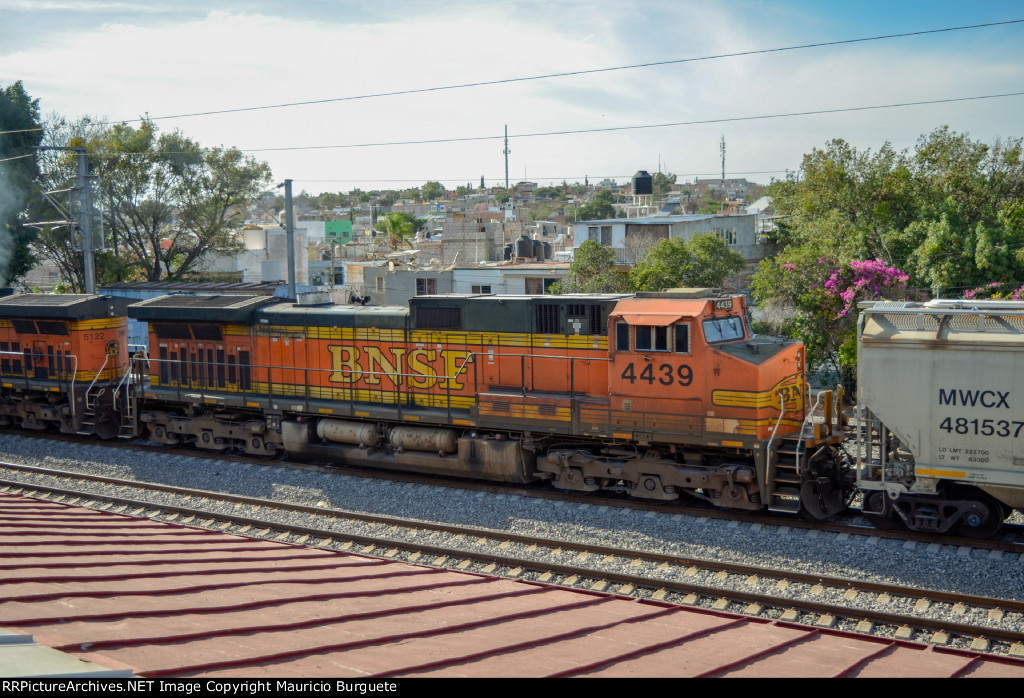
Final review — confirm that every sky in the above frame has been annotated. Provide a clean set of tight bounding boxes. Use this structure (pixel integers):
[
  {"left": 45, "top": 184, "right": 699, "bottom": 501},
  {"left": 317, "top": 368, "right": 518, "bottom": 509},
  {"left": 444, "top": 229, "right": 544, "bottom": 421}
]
[{"left": 2, "top": 0, "right": 1023, "bottom": 195}]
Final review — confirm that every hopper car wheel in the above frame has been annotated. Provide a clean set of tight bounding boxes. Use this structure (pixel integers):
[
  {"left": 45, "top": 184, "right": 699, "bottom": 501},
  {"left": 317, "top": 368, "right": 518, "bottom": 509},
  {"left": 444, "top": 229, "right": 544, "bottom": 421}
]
[
  {"left": 956, "top": 494, "right": 1002, "bottom": 539},
  {"left": 863, "top": 492, "right": 900, "bottom": 530}
]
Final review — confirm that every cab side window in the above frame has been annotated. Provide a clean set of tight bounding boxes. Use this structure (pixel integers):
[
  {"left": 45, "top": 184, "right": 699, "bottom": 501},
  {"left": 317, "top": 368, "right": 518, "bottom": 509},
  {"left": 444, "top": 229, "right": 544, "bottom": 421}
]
[
  {"left": 675, "top": 323, "right": 690, "bottom": 354},
  {"left": 635, "top": 326, "right": 669, "bottom": 352},
  {"left": 615, "top": 322, "right": 629, "bottom": 352}
]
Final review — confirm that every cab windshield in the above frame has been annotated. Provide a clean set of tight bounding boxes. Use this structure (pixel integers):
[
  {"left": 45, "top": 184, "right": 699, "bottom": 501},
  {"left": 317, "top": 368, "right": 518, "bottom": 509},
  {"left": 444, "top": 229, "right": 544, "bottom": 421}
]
[{"left": 702, "top": 316, "right": 745, "bottom": 343}]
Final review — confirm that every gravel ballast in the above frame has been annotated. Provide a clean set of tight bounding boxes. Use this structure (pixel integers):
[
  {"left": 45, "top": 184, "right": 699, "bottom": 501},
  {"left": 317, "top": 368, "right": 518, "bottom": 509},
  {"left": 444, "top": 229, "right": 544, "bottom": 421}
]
[{"left": 2, "top": 433, "right": 1024, "bottom": 648}]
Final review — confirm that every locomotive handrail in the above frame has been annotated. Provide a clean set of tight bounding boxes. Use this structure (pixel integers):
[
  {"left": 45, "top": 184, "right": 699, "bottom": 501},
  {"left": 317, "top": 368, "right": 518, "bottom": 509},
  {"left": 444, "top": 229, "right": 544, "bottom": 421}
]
[
  {"left": 84, "top": 353, "right": 111, "bottom": 410},
  {"left": 140, "top": 348, "right": 613, "bottom": 428},
  {"left": 112, "top": 352, "right": 139, "bottom": 413},
  {"left": 68, "top": 354, "right": 79, "bottom": 418},
  {"left": 143, "top": 352, "right": 610, "bottom": 393},
  {"left": 765, "top": 388, "right": 787, "bottom": 461},
  {"left": 794, "top": 391, "right": 826, "bottom": 475}
]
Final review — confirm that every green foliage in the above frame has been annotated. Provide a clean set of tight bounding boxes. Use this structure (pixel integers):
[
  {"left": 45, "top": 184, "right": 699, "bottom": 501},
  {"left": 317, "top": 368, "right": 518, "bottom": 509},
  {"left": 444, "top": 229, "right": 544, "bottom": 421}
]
[
  {"left": 555, "top": 235, "right": 744, "bottom": 296},
  {"left": 752, "top": 253, "right": 848, "bottom": 384},
  {"left": 0, "top": 81, "right": 43, "bottom": 285},
  {"left": 697, "top": 199, "right": 724, "bottom": 214},
  {"left": 377, "top": 212, "right": 420, "bottom": 250},
  {"left": 33, "top": 118, "right": 271, "bottom": 288},
  {"left": 752, "top": 254, "right": 912, "bottom": 389},
  {"left": 629, "top": 234, "right": 745, "bottom": 291},
  {"left": 319, "top": 191, "right": 350, "bottom": 209},
  {"left": 754, "top": 127, "right": 1024, "bottom": 386},
  {"left": 421, "top": 181, "right": 445, "bottom": 200},
  {"left": 549, "top": 240, "right": 631, "bottom": 294},
  {"left": 575, "top": 190, "right": 615, "bottom": 220},
  {"left": 532, "top": 185, "right": 566, "bottom": 200},
  {"left": 652, "top": 171, "right": 676, "bottom": 200},
  {"left": 763, "top": 128, "right": 1024, "bottom": 294}
]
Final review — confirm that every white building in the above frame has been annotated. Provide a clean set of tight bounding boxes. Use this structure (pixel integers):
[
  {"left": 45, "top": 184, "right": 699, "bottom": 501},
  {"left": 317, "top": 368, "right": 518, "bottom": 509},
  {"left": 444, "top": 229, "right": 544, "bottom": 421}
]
[{"left": 570, "top": 213, "right": 762, "bottom": 264}]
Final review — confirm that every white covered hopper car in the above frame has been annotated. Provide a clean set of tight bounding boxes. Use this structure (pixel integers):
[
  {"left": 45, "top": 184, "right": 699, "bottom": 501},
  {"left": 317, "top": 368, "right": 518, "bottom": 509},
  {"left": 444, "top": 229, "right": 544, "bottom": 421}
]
[{"left": 857, "top": 299, "right": 1024, "bottom": 537}]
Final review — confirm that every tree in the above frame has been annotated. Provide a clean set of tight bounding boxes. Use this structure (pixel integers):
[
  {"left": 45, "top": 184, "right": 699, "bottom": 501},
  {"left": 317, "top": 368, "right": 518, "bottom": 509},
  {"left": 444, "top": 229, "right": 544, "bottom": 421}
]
[
  {"left": 377, "top": 212, "right": 419, "bottom": 250},
  {"left": 752, "top": 255, "right": 913, "bottom": 388},
  {"left": 320, "top": 191, "right": 350, "bottom": 209},
  {"left": 685, "top": 233, "right": 747, "bottom": 287},
  {"left": 629, "top": 234, "right": 745, "bottom": 291},
  {"left": 753, "top": 128, "right": 1024, "bottom": 386},
  {"left": 34, "top": 119, "right": 271, "bottom": 287},
  {"left": 167, "top": 144, "right": 271, "bottom": 280},
  {"left": 0, "top": 81, "right": 43, "bottom": 285},
  {"left": 761, "top": 128, "right": 1024, "bottom": 294},
  {"left": 421, "top": 181, "right": 445, "bottom": 200},
  {"left": 576, "top": 189, "right": 615, "bottom": 220},
  {"left": 548, "top": 240, "right": 631, "bottom": 294},
  {"left": 652, "top": 171, "right": 676, "bottom": 200}
]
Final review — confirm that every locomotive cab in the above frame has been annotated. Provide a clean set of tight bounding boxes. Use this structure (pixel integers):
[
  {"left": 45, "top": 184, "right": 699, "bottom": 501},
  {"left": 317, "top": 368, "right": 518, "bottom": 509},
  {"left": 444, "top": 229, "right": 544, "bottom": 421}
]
[{"left": 606, "top": 290, "right": 806, "bottom": 445}]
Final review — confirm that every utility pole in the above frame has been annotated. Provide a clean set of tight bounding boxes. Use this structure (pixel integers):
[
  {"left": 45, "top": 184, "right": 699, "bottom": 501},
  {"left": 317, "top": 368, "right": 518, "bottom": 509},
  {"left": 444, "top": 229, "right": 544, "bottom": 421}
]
[
  {"left": 503, "top": 124, "right": 510, "bottom": 191},
  {"left": 280, "top": 179, "right": 297, "bottom": 300},
  {"left": 33, "top": 146, "right": 97, "bottom": 293},
  {"left": 78, "top": 151, "right": 96, "bottom": 294}
]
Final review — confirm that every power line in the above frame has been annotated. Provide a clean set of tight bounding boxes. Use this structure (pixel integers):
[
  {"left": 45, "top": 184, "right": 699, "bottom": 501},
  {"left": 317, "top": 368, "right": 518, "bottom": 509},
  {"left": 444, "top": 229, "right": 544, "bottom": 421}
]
[
  {"left": 295, "top": 170, "right": 790, "bottom": 185},
  {"left": 0, "top": 126, "right": 43, "bottom": 136},
  {"left": 237, "top": 91, "right": 1024, "bottom": 154},
  {"left": 124, "top": 19, "right": 1024, "bottom": 123}
]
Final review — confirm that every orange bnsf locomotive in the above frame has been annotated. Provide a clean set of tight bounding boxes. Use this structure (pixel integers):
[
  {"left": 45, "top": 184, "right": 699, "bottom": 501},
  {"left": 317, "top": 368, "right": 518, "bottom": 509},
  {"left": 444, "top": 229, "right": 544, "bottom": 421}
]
[
  {"left": 0, "top": 294, "right": 130, "bottom": 438},
  {"left": 125, "top": 290, "right": 849, "bottom": 518},
  {"left": 0, "top": 291, "right": 850, "bottom": 520}
]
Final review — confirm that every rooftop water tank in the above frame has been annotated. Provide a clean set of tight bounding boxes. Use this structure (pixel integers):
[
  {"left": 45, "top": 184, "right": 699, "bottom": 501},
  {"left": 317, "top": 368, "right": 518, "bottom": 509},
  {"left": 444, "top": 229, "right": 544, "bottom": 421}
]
[{"left": 632, "top": 170, "right": 653, "bottom": 196}]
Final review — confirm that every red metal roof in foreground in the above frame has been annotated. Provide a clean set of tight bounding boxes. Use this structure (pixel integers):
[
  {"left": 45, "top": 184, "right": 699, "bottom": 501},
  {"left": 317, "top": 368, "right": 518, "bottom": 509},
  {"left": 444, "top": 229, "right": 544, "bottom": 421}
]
[{"left": 2, "top": 492, "right": 1023, "bottom": 679}]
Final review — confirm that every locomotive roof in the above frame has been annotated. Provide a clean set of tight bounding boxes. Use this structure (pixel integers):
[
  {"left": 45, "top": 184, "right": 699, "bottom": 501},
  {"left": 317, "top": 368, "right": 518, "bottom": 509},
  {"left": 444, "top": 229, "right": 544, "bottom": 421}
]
[
  {"left": 127, "top": 294, "right": 281, "bottom": 323},
  {"left": 611, "top": 295, "right": 743, "bottom": 325},
  {"left": 0, "top": 293, "right": 129, "bottom": 320},
  {"left": 252, "top": 294, "right": 628, "bottom": 335},
  {"left": 256, "top": 303, "right": 409, "bottom": 329},
  {"left": 407, "top": 294, "right": 626, "bottom": 334}
]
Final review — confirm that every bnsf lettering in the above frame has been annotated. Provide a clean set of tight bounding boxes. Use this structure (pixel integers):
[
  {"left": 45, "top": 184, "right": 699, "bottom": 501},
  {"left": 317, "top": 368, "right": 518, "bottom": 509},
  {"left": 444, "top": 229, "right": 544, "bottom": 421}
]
[
  {"left": 778, "top": 384, "right": 801, "bottom": 404},
  {"left": 327, "top": 345, "right": 470, "bottom": 390},
  {"left": 937, "top": 389, "right": 1010, "bottom": 409}
]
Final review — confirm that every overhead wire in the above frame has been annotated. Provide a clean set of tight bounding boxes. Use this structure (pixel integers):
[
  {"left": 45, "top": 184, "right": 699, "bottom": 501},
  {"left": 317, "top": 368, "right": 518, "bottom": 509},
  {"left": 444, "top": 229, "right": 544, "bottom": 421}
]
[
  {"left": 81, "top": 90, "right": 1024, "bottom": 160},
  {"left": 128, "top": 18, "right": 1024, "bottom": 123},
  {"left": 2, "top": 18, "right": 1020, "bottom": 188}
]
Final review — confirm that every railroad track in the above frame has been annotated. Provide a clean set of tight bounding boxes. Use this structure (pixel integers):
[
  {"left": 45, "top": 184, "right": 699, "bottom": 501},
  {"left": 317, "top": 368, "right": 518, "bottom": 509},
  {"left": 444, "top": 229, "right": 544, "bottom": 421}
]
[
  {"left": 4, "top": 461, "right": 1024, "bottom": 658},
  {"left": 4, "top": 427, "right": 1024, "bottom": 550}
]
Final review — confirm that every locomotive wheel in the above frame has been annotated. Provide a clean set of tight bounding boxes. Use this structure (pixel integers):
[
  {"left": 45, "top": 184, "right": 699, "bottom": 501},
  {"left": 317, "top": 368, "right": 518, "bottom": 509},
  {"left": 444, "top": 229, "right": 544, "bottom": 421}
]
[
  {"left": 862, "top": 492, "right": 901, "bottom": 530},
  {"left": 799, "top": 478, "right": 844, "bottom": 520},
  {"left": 956, "top": 494, "right": 1002, "bottom": 539}
]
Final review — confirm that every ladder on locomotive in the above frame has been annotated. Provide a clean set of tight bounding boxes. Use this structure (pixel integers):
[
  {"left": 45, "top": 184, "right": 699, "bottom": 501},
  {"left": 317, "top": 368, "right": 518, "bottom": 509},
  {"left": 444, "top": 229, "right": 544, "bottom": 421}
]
[
  {"left": 77, "top": 351, "right": 137, "bottom": 438},
  {"left": 767, "top": 436, "right": 804, "bottom": 514},
  {"left": 765, "top": 388, "right": 842, "bottom": 515},
  {"left": 111, "top": 349, "right": 144, "bottom": 438}
]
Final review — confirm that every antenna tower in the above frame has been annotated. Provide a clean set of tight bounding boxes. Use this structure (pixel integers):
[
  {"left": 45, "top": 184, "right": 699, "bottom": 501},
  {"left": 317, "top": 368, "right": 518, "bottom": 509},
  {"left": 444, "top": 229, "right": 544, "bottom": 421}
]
[{"left": 720, "top": 135, "right": 726, "bottom": 182}]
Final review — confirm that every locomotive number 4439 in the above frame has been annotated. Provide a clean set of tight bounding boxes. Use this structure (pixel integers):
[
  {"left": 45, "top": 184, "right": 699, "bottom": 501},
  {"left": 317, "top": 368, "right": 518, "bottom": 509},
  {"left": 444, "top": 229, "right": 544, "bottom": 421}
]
[{"left": 620, "top": 362, "right": 693, "bottom": 387}]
